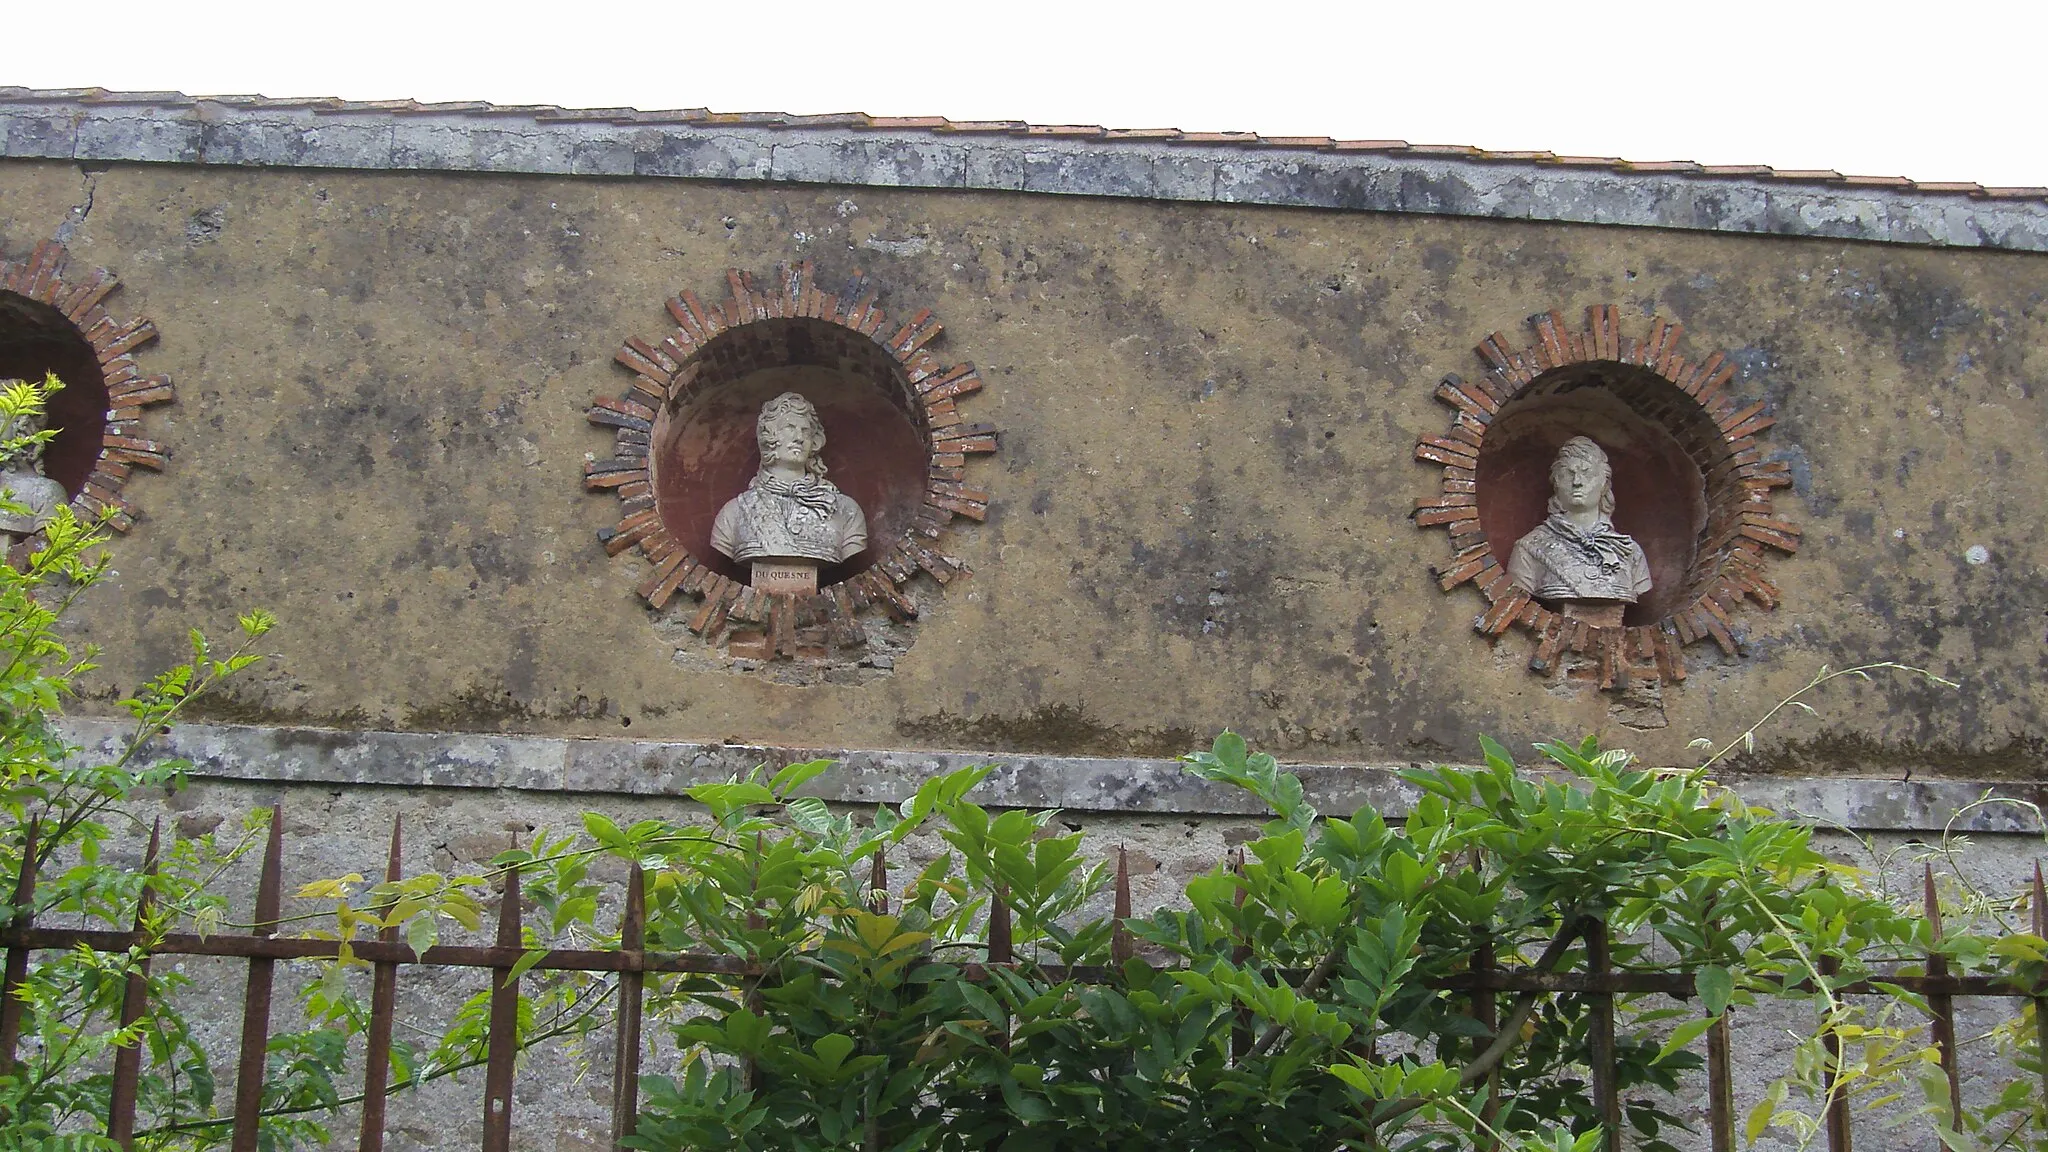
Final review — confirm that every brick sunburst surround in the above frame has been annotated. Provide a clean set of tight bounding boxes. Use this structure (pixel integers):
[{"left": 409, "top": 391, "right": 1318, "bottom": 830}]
[
  {"left": 1415, "top": 306, "right": 1800, "bottom": 690},
  {"left": 0, "top": 240, "right": 172, "bottom": 536},
  {"left": 587, "top": 263, "right": 995, "bottom": 658}
]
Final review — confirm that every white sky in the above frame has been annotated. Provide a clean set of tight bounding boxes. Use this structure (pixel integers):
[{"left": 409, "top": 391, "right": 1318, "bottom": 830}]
[{"left": 9, "top": 0, "right": 2045, "bottom": 188}]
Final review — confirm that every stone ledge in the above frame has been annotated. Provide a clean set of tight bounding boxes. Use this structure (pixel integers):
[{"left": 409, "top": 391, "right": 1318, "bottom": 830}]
[
  {"left": 2, "top": 98, "right": 2045, "bottom": 252},
  {"left": 55, "top": 718, "right": 2048, "bottom": 836}
]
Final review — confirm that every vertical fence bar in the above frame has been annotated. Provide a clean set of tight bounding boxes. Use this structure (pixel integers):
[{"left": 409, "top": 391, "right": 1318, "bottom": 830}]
[
  {"left": 1704, "top": 913, "right": 1735, "bottom": 1152},
  {"left": 1818, "top": 954, "right": 1852, "bottom": 1152},
  {"left": 608, "top": 864, "right": 646, "bottom": 1152},
  {"left": 108, "top": 820, "right": 161, "bottom": 1149},
  {"left": 358, "top": 818, "right": 404, "bottom": 1152},
  {"left": 870, "top": 849, "right": 889, "bottom": 915},
  {"left": 480, "top": 860, "right": 522, "bottom": 1152},
  {"left": 0, "top": 817, "right": 39, "bottom": 1077},
  {"left": 1706, "top": 1010, "right": 1736, "bottom": 1152},
  {"left": 1230, "top": 850, "right": 1252, "bottom": 1062},
  {"left": 1584, "top": 917, "right": 1621, "bottom": 1152},
  {"left": 1470, "top": 926, "right": 1499, "bottom": 1152},
  {"left": 2033, "top": 863, "right": 2048, "bottom": 1136},
  {"left": 742, "top": 832, "right": 763, "bottom": 1094},
  {"left": 1110, "top": 846, "right": 1133, "bottom": 965},
  {"left": 1922, "top": 866, "right": 1961, "bottom": 1149},
  {"left": 987, "top": 888, "right": 1012, "bottom": 1062},
  {"left": 229, "top": 808, "right": 285, "bottom": 1152}
]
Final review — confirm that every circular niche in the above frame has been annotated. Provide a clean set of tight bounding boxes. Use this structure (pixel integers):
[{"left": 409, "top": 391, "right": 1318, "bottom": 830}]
[
  {"left": 0, "top": 290, "right": 109, "bottom": 496},
  {"left": 1476, "top": 363, "right": 1713, "bottom": 628},
  {"left": 587, "top": 263, "right": 997, "bottom": 676},
  {"left": 1415, "top": 306, "right": 1800, "bottom": 690},
  {"left": 652, "top": 317, "right": 930, "bottom": 588},
  {"left": 0, "top": 240, "right": 175, "bottom": 541}
]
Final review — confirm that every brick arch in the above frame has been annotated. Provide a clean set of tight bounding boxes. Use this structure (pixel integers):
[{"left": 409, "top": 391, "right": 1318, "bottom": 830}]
[
  {"left": 0, "top": 241, "right": 173, "bottom": 538},
  {"left": 1415, "top": 305, "right": 1798, "bottom": 690},
  {"left": 586, "top": 262, "right": 995, "bottom": 663}
]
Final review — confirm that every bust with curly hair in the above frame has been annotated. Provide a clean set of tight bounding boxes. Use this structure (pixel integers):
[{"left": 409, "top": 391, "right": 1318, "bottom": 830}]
[
  {"left": 1506, "top": 436, "right": 1651, "bottom": 604},
  {"left": 710, "top": 392, "right": 868, "bottom": 567}
]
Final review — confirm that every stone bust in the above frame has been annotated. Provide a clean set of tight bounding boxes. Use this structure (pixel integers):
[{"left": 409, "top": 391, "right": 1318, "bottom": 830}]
[
  {"left": 0, "top": 397, "right": 66, "bottom": 542},
  {"left": 710, "top": 392, "right": 867, "bottom": 565},
  {"left": 1506, "top": 436, "right": 1651, "bottom": 604}
]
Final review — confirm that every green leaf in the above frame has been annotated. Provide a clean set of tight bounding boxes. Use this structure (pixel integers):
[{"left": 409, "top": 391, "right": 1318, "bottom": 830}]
[
  {"left": 770, "top": 758, "right": 833, "bottom": 799},
  {"left": 1694, "top": 964, "right": 1734, "bottom": 1017},
  {"left": 811, "top": 1033, "right": 856, "bottom": 1073},
  {"left": 505, "top": 947, "right": 548, "bottom": 987},
  {"left": 404, "top": 914, "right": 437, "bottom": 958},
  {"left": 1656, "top": 1017, "right": 1714, "bottom": 1063}
]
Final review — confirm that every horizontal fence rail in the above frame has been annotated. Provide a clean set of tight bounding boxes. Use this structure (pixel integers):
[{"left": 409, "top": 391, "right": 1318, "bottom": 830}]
[{"left": 0, "top": 811, "right": 2043, "bottom": 1151}]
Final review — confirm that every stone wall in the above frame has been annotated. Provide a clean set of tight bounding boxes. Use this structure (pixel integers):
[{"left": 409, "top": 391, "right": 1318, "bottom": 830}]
[{"left": 1, "top": 146, "right": 2043, "bottom": 776}]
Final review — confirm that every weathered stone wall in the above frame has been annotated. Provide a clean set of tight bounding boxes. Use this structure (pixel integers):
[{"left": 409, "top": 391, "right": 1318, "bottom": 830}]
[{"left": 2, "top": 153, "right": 2046, "bottom": 775}]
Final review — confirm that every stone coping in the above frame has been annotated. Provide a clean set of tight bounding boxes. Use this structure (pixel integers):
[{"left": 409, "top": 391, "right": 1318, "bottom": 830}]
[
  {"left": 3, "top": 93, "right": 2046, "bottom": 252},
  {"left": 56, "top": 718, "right": 2048, "bottom": 836}
]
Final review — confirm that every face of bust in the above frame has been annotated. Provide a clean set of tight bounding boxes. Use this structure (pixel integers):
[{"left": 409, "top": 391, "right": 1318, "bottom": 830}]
[
  {"left": 1553, "top": 454, "right": 1608, "bottom": 515},
  {"left": 759, "top": 409, "right": 820, "bottom": 470}
]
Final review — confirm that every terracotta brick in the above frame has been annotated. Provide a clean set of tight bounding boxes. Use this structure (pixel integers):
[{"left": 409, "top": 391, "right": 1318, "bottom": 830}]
[
  {"left": 1416, "top": 493, "right": 1477, "bottom": 509},
  {"left": 689, "top": 576, "right": 735, "bottom": 634},
  {"left": 913, "top": 546, "right": 957, "bottom": 584},
  {"left": 1435, "top": 376, "right": 1496, "bottom": 419},
  {"left": 1475, "top": 333, "right": 1514, "bottom": 372},
  {"left": 729, "top": 586, "right": 764, "bottom": 625},
  {"left": 1414, "top": 507, "right": 1476, "bottom": 528},
  {"left": 727, "top": 629, "right": 772, "bottom": 660},
  {"left": 1529, "top": 618, "right": 1566, "bottom": 673},
  {"left": 636, "top": 551, "right": 687, "bottom": 599}
]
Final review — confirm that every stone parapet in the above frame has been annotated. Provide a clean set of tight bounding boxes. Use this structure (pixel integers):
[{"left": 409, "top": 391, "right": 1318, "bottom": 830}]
[
  {"left": 59, "top": 719, "right": 2047, "bottom": 835},
  {"left": 3, "top": 91, "right": 2046, "bottom": 251}
]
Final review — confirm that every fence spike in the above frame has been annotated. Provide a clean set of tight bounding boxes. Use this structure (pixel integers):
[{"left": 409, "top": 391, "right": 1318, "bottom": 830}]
[
  {"left": 1111, "top": 845, "right": 1133, "bottom": 965},
  {"left": 229, "top": 808, "right": 284, "bottom": 1152},
  {"left": 1923, "top": 865, "right": 1962, "bottom": 1148},
  {"left": 108, "top": 819, "right": 161, "bottom": 1149},
  {"left": 0, "top": 817, "right": 39, "bottom": 1077},
  {"left": 359, "top": 816, "right": 404, "bottom": 1152},
  {"left": 610, "top": 863, "right": 646, "bottom": 1152},
  {"left": 481, "top": 843, "right": 523, "bottom": 1152},
  {"left": 987, "top": 888, "right": 1012, "bottom": 965}
]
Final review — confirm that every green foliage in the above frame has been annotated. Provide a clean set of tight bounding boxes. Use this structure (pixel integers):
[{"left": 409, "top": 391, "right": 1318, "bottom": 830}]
[
  {"left": 0, "top": 374, "right": 293, "bottom": 1148},
  {"left": 298, "top": 724, "right": 2041, "bottom": 1152},
  {"left": 0, "top": 371, "right": 2037, "bottom": 1148}
]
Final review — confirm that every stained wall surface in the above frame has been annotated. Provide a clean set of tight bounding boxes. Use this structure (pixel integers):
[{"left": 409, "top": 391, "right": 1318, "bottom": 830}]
[{"left": 2, "top": 157, "right": 2045, "bottom": 775}]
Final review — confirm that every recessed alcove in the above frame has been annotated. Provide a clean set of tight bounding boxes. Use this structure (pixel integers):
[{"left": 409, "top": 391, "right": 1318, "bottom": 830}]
[
  {"left": 650, "top": 317, "right": 931, "bottom": 587},
  {"left": 1476, "top": 361, "right": 1718, "bottom": 627},
  {"left": 0, "top": 290, "right": 109, "bottom": 498}
]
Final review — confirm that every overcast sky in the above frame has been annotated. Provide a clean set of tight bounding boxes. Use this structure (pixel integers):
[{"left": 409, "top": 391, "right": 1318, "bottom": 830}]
[{"left": 9, "top": 0, "right": 2044, "bottom": 188}]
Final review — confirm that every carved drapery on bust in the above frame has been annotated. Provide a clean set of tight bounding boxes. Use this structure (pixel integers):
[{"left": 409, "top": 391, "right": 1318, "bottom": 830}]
[
  {"left": 1507, "top": 436, "right": 1651, "bottom": 604},
  {"left": 710, "top": 392, "right": 868, "bottom": 565},
  {"left": 0, "top": 388, "right": 66, "bottom": 543}
]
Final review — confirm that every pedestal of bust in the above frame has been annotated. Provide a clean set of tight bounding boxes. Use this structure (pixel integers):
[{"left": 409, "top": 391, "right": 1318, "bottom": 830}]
[
  {"left": 1561, "top": 600, "right": 1626, "bottom": 629},
  {"left": 751, "top": 558, "right": 819, "bottom": 596}
]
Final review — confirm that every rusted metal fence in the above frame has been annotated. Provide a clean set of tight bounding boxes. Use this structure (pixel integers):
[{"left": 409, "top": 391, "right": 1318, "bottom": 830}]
[{"left": 0, "top": 811, "right": 2043, "bottom": 1152}]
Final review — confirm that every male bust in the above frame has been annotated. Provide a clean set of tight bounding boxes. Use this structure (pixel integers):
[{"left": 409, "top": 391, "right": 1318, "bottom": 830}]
[
  {"left": 0, "top": 400, "right": 66, "bottom": 543},
  {"left": 710, "top": 392, "right": 867, "bottom": 566},
  {"left": 1506, "top": 436, "right": 1651, "bottom": 605}
]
